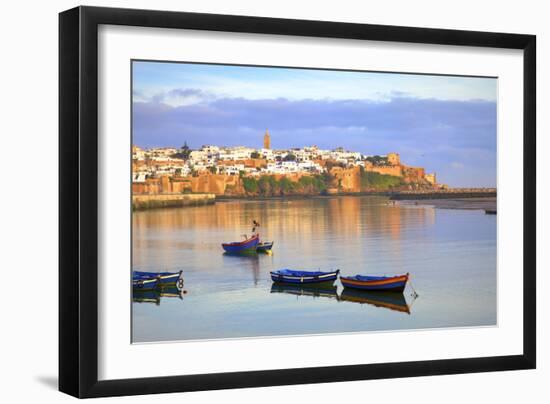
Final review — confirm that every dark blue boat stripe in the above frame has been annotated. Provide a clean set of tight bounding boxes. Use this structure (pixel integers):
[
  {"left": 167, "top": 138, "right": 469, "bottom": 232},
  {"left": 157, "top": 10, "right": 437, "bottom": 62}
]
[{"left": 271, "top": 275, "right": 338, "bottom": 284}]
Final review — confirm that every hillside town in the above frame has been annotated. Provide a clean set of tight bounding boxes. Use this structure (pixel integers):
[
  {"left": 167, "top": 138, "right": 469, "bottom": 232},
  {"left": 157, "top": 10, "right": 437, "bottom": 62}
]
[{"left": 132, "top": 130, "right": 441, "bottom": 197}]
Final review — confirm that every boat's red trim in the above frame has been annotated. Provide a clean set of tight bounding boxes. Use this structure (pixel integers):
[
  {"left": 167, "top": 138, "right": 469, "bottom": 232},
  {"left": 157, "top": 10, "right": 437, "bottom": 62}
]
[{"left": 340, "top": 274, "right": 409, "bottom": 286}]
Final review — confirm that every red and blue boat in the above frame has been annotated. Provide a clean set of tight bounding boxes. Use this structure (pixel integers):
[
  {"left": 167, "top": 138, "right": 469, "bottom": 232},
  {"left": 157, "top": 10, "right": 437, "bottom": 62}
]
[
  {"left": 340, "top": 273, "right": 409, "bottom": 292},
  {"left": 270, "top": 269, "right": 340, "bottom": 284},
  {"left": 222, "top": 234, "right": 260, "bottom": 254}
]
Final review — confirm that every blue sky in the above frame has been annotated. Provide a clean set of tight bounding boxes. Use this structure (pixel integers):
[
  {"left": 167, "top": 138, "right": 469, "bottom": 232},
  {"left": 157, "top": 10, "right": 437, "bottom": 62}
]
[{"left": 132, "top": 61, "right": 497, "bottom": 187}]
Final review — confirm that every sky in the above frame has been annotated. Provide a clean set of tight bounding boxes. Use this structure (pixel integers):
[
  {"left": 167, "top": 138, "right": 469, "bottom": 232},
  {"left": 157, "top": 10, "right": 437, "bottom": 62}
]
[{"left": 132, "top": 61, "right": 497, "bottom": 187}]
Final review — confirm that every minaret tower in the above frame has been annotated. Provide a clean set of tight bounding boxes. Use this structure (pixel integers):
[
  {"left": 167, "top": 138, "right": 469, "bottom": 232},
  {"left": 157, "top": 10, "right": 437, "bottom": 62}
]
[{"left": 263, "top": 129, "right": 271, "bottom": 149}]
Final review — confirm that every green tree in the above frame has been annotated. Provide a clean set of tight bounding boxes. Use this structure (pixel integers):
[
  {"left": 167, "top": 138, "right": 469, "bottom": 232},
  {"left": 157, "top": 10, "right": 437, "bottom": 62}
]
[
  {"left": 365, "top": 155, "right": 389, "bottom": 166},
  {"left": 250, "top": 151, "right": 261, "bottom": 159},
  {"left": 242, "top": 177, "right": 258, "bottom": 194},
  {"left": 359, "top": 168, "right": 403, "bottom": 190},
  {"left": 283, "top": 153, "right": 297, "bottom": 161},
  {"left": 279, "top": 177, "right": 295, "bottom": 194},
  {"left": 171, "top": 141, "right": 191, "bottom": 160},
  {"left": 258, "top": 176, "right": 272, "bottom": 196}
]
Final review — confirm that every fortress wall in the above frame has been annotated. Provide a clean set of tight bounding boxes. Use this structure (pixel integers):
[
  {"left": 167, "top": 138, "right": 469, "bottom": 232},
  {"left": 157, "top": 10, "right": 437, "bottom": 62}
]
[
  {"left": 132, "top": 193, "right": 215, "bottom": 210},
  {"left": 366, "top": 165, "right": 403, "bottom": 177},
  {"left": 330, "top": 166, "right": 361, "bottom": 192},
  {"left": 402, "top": 166, "right": 426, "bottom": 183}
]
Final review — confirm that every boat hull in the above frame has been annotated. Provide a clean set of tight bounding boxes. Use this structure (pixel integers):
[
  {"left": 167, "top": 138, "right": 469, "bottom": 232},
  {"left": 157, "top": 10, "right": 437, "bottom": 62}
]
[
  {"left": 340, "top": 274, "right": 408, "bottom": 292},
  {"left": 270, "top": 269, "right": 339, "bottom": 284},
  {"left": 132, "top": 277, "right": 160, "bottom": 290},
  {"left": 222, "top": 234, "right": 260, "bottom": 253},
  {"left": 256, "top": 241, "right": 274, "bottom": 252},
  {"left": 133, "top": 271, "right": 182, "bottom": 286}
]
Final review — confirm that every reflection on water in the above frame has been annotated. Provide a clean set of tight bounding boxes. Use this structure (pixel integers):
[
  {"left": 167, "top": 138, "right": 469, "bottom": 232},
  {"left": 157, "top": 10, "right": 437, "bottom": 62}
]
[
  {"left": 222, "top": 252, "right": 261, "bottom": 285},
  {"left": 339, "top": 289, "right": 411, "bottom": 314},
  {"left": 132, "top": 196, "right": 496, "bottom": 342},
  {"left": 270, "top": 282, "right": 338, "bottom": 300},
  {"left": 270, "top": 284, "right": 412, "bottom": 314},
  {"left": 132, "top": 286, "right": 185, "bottom": 306}
]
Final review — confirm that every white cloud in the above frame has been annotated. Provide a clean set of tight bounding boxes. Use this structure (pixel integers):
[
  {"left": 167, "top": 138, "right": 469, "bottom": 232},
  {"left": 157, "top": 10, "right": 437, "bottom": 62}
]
[{"left": 450, "top": 162, "right": 465, "bottom": 169}]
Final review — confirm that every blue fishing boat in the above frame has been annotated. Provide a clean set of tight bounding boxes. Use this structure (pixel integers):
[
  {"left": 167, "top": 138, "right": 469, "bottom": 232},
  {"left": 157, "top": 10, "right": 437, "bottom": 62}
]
[
  {"left": 256, "top": 241, "right": 274, "bottom": 253},
  {"left": 132, "top": 276, "right": 160, "bottom": 290},
  {"left": 340, "top": 273, "right": 409, "bottom": 292},
  {"left": 133, "top": 270, "right": 183, "bottom": 286},
  {"left": 270, "top": 269, "right": 340, "bottom": 284},
  {"left": 222, "top": 234, "right": 260, "bottom": 254}
]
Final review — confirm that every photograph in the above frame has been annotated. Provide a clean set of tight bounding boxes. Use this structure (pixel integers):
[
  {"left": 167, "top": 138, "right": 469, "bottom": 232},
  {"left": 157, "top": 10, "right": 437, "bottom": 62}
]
[{"left": 130, "top": 60, "right": 497, "bottom": 343}]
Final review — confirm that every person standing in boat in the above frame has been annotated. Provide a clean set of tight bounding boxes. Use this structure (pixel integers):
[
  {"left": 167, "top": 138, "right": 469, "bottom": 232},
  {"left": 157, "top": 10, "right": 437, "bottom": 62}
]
[{"left": 252, "top": 220, "right": 260, "bottom": 235}]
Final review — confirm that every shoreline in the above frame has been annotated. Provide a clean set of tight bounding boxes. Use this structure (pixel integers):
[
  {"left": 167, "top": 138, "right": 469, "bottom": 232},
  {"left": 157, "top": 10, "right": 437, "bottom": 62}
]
[
  {"left": 132, "top": 193, "right": 215, "bottom": 210},
  {"left": 132, "top": 190, "right": 497, "bottom": 212},
  {"left": 217, "top": 192, "right": 390, "bottom": 202},
  {"left": 217, "top": 189, "right": 496, "bottom": 202},
  {"left": 389, "top": 190, "right": 496, "bottom": 200}
]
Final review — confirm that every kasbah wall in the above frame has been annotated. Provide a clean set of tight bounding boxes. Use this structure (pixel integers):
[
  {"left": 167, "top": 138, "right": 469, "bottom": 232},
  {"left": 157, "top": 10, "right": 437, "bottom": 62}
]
[
  {"left": 132, "top": 152, "right": 434, "bottom": 195},
  {"left": 329, "top": 152, "right": 429, "bottom": 193},
  {"left": 132, "top": 174, "right": 243, "bottom": 196}
]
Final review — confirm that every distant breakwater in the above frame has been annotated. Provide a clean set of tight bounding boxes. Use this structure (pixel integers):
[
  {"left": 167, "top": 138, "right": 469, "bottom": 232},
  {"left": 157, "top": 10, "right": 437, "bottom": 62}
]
[
  {"left": 389, "top": 188, "right": 496, "bottom": 200},
  {"left": 132, "top": 193, "right": 216, "bottom": 210}
]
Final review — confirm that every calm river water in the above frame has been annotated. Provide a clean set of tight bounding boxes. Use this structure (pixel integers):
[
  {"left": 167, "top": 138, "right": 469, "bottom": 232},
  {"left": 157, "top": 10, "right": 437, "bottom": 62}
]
[{"left": 132, "top": 196, "right": 496, "bottom": 342}]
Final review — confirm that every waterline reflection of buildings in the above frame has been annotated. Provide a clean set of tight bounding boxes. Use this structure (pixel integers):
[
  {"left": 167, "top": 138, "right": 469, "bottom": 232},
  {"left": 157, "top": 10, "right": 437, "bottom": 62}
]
[{"left": 132, "top": 196, "right": 436, "bottom": 263}]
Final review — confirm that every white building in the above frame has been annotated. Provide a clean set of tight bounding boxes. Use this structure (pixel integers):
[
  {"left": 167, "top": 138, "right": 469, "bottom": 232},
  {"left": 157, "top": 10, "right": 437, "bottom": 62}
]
[
  {"left": 221, "top": 164, "right": 245, "bottom": 176},
  {"left": 218, "top": 146, "right": 254, "bottom": 161},
  {"left": 189, "top": 150, "right": 208, "bottom": 163},
  {"left": 260, "top": 148, "right": 274, "bottom": 160},
  {"left": 132, "top": 146, "right": 146, "bottom": 160},
  {"left": 201, "top": 145, "right": 220, "bottom": 153},
  {"left": 149, "top": 147, "right": 178, "bottom": 158}
]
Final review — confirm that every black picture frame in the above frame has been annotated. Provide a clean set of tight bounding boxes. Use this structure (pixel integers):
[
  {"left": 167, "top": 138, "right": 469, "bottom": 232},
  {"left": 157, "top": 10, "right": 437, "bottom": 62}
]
[{"left": 59, "top": 5, "right": 536, "bottom": 398}]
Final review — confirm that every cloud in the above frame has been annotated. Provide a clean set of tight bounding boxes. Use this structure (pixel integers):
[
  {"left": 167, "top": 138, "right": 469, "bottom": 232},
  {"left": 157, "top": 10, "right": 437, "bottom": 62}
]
[
  {"left": 451, "top": 162, "right": 465, "bottom": 169},
  {"left": 145, "top": 88, "right": 217, "bottom": 107},
  {"left": 132, "top": 95, "right": 496, "bottom": 187}
]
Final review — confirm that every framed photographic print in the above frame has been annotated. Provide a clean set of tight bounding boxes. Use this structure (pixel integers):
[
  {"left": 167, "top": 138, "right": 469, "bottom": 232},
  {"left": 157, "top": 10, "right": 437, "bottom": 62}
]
[{"left": 59, "top": 6, "right": 536, "bottom": 398}]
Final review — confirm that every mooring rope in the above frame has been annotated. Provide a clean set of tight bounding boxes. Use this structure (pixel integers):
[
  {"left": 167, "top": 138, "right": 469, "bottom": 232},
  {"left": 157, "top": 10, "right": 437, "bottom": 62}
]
[{"left": 408, "top": 275, "right": 419, "bottom": 298}]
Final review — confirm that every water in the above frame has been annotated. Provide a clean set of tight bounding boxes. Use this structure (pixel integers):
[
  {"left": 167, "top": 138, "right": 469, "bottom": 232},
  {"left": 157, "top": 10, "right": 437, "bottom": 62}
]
[{"left": 132, "top": 196, "right": 496, "bottom": 343}]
